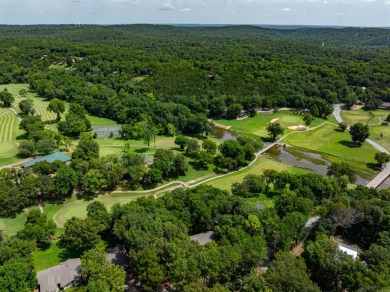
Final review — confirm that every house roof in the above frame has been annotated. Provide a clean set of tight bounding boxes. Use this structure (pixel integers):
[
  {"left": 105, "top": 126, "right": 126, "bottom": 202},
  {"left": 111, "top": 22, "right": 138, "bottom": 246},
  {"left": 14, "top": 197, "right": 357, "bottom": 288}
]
[
  {"left": 37, "top": 258, "right": 81, "bottom": 292},
  {"left": 22, "top": 152, "right": 71, "bottom": 168},
  {"left": 190, "top": 231, "right": 214, "bottom": 245},
  {"left": 337, "top": 243, "right": 358, "bottom": 260},
  {"left": 381, "top": 102, "right": 390, "bottom": 108}
]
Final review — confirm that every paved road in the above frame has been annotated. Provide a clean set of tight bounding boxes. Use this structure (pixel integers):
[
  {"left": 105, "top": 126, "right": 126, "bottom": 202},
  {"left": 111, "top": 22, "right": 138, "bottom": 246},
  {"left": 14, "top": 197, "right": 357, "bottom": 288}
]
[
  {"left": 333, "top": 104, "right": 343, "bottom": 123},
  {"left": 333, "top": 104, "right": 390, "bottom": 188}
]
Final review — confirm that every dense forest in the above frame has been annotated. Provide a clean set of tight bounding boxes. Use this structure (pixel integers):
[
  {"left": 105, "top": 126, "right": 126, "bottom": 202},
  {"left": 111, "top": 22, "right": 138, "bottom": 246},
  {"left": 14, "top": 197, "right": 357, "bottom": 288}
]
[
  {"left": 1, "top": 25, "right": 390, "bottom": 291},
  {"left": 2, "top": 164, "right": 390, "bottom": 291},
  {"left": 1, "top": 25, "right": 390, "bottom": 135}
]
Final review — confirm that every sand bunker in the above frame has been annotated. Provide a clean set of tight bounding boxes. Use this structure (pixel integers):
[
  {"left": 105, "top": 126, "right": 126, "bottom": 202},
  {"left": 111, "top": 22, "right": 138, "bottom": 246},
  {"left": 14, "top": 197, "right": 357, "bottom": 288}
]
[
  {"left": 288, "top": 124, "right": 308, "bottom": 131},
  {"left": 351, "top": 105, "right": 364, "bottom": 111},
  {"left": 271, "top": 118, "right": 279, "bottom": 123}
]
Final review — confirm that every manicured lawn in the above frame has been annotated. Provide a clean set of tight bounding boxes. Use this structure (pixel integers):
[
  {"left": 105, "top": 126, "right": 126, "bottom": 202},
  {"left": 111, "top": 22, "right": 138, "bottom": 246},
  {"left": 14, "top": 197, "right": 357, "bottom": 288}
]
[
  {"left": 87, "top": 114, "right": 119, "bottom": 127},
  {"left": 0, "top": 85, "right": 24, "bottom": 165},
  {"left": 246, "top": 194, "right": 275, "bottom": 208},
  {"left": 34, "top": 240, "right": 63, "bottom": 272},
  {"left": 0, "top": 212, "right": 28, "bottom": 236},
  {"left": 340, "top": 109, "right": 390, "bottom": 152},
  {"left": 206, "top": 156, "right": 307, "bottom": 191},
  {"left": 0, "top": 83, "right": 121, "bottom": 166},
  {"left": 52, "top": 192, "right": 153, "bottom": 228},
  {"left": 179, "top": 163, "right": 215, "bottom": 182},
  {"left": 34, "top": 239, "right": 108, "bottom": 272},
  {"left": 341, "top": 109, "right": 389, "bottom": 126},
  {"left": 0, "top": 204, "right": 64, "bottom": 236},
  {"left": 281, "top": 123, "right": 378, "bottom": 173},
  {"left": 214, "top": 111, "right": 331, "bottom": 137},
  {"left": 370, "top": 125, "right": 390, "bottom": 152}
]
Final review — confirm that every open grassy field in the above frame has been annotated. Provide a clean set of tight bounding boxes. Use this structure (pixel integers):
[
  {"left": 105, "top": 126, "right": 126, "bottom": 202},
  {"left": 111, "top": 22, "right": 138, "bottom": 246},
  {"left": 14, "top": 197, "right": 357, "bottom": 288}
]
[
  {"left": 341, "top": 109, "right": 389, "bottom": 126},
  {"left": 0, "top": 204, "right": 65, "bottom": 236},
  {"left": 370, "top": 125, "right": 390, "bottom": 152},
  {"left": 52, "top": 192, "right": 153, "bottom": 228},
  {"left": 97, "top": 135, "right": 219, "bottom": 158},
  {"left": 33, "top": 240, "right": 63, "bottom": 272},
  {"left": 34, "top": 239, "right": 108, "bottom": 272},
  {"left": 0, "top": 212, "right": 28, "bottom": 236},
  {"left": 0, "top": 83, "right": 121, "bottom": 165},
  {"left": 214, "top": 111, "right": 333, "bottom": 137},
  {"left": 341, "top": 109, "right": 390, "bottom": 152},
  {"left": 281, "top": 123, "right": 378, "bottom": 174},
  {"left": 206, "top": 156, "right": 307, "bottom": 191},
  {"left": 0, "top": 84, "right": 25, "bottom": 165}
]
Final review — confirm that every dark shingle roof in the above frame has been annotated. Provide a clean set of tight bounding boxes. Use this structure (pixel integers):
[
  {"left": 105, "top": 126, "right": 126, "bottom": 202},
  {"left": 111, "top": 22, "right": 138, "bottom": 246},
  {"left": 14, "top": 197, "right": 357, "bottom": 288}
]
[{"left": 37, "top": 258, "right": 81, "bottom": 292}]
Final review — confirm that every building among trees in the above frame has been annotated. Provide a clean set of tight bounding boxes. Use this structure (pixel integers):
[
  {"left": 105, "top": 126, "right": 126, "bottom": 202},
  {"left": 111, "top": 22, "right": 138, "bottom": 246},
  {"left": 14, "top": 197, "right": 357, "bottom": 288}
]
[
  {"left": 337, "top": 243, "right": 359, "bottom": 260},
  {"left": 37, "top": 258, "right": 81, "bottom": 292},
  {"left": 21, "top": 152, "right": 71, "bottom": 168}
]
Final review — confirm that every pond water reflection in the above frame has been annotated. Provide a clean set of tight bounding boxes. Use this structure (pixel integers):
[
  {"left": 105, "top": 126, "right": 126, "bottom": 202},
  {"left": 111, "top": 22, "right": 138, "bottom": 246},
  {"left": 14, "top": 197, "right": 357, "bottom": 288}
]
[
  {"left": 210, "top": 127, "right": 239, "bottom": 141},
  {"left": 266, "top": 145, "right": 369, "bottom": 186}
]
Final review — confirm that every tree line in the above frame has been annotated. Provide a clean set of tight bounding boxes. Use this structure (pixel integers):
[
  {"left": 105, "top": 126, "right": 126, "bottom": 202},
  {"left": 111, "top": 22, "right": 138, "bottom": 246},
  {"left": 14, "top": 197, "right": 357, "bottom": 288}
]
[{"left": 55, "top": 169, "right": 390, "bottom": 291}]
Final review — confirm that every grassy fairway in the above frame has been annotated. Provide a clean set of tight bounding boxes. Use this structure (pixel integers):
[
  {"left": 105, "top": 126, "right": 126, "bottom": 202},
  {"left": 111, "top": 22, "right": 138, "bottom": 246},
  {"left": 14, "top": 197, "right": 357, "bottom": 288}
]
[
  {"left": 214, "top": 111, "right": 331, "bottom": 137},
  {"left": 0, "top": 84, "right": 24, "bottom": 165},
  {"left": 0, "top": 212, "right": 28, "bottom": 236},
  {"left": 206, "top": 156, "right": 307, "bottom": 191},
  {"left": 341, "top": 109, "right": 389, "bottom": 126},
  {"left": 370, "top": 125, "right": 390, "bottom": 152},
  {"left": 341, "top": 109, "right": 390, "bottom": 152},
  {"left": 52, "top": 192, "right": 153, "bottom": 228},
  {"left": 0, "top": 204, "right": 64, "bottom": 236},
  {"left": 281, "top": 123, "right": 378, "bottom": 173},
  {"left": 0, "top": 83, "right": 120, "bottom": 165}
]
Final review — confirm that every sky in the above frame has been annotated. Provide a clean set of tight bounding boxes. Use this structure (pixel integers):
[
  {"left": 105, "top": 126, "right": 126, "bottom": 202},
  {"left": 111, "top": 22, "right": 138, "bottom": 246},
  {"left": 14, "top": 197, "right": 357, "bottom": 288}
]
[{"left": 0, "top": 0, "right": 389, "bottom": 27}]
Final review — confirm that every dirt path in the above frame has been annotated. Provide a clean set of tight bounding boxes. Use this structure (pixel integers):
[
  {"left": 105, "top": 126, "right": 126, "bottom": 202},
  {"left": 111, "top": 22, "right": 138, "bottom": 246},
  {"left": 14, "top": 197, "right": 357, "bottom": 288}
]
[
  {"left": 10, "top": 107, "right": 22, "bottom": 121},
  {"left": 208, "top": 119, "right": 232, "bottom": 130},
  {"left": 0, "top": 157, "right": 32, "bottom": 170}
]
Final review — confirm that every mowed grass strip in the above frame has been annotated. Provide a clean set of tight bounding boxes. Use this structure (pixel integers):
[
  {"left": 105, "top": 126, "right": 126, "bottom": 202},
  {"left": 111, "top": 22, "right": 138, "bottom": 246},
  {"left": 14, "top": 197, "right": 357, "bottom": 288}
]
[
  {"left": 341, "top": 109, "right": 389, "bottom": 126},
  {"left": 206, "top": 156, "right": 307, "bottom": 191},
  {"left": 0, "top": 204, "right": 64, "bottom": 236},
  {"left": 370, "top": 125, "right": 390, "bottom": 152},
  {"left": 341, "top": 109, "right": 390, "bottom": 152},
  {"left": 0, "top": 108, "right": 20, "bottom": 161},
  {"left": 0, "top": 212, "right": 28, "bottom": 236},
  {"left": 52, "top": 193, "right": 153, "bottom": 228},
  {"left": 281, "top": 123, "right": 378, "bottom": 168},
  {"left": 214, "top": 111, "right": 330, "bottom": 137},
  {"left": 34, "top": 240, "right": 63, "bottom": 272}
]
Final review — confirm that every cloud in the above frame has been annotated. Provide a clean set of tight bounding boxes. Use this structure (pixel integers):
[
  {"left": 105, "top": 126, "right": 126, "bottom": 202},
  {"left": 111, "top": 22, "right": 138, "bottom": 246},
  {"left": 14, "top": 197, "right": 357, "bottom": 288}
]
[
  {"left": 158, "top": 0, "right": 175, "bottom": 11},
  {"left": 282, "top": 7, "right": 291, "bottom": 11},
  {"left": 385, "top": 0, "right": 390, "bottom": 4},
  {"left": 180, "top": 7, "right": 191, "bottom": 12}
]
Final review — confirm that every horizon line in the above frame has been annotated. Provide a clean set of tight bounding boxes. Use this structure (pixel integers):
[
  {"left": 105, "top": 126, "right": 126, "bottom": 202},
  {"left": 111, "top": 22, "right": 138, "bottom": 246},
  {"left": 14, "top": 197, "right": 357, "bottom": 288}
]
[{"left": 0, "top": 23, "right": 389, "bottom": 29}]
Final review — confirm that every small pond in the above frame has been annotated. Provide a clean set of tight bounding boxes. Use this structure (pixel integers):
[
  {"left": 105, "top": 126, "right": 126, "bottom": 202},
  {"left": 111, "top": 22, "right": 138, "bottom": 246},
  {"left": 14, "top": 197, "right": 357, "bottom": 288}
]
[
  {"left": 266, "top": 145, "right": 369, "bottom": 186},
  {"left": 210, "top": 126, "right": 239, "bottom": 141}
]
